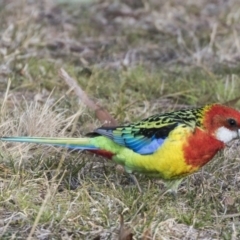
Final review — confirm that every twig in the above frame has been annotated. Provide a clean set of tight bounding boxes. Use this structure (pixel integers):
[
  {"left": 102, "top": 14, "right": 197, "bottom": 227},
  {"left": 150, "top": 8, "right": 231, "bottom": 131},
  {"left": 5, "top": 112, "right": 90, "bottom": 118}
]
[{"left": 59, "top": 68, "right": 118, "bottom": 127}]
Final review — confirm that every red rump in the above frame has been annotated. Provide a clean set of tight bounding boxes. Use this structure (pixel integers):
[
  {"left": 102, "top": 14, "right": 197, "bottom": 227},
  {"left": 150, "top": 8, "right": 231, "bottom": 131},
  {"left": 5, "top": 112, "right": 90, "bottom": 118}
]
[
  {"left": 183, "top": 128, "right": 224, "bottom": 168},
  {"left": 89, "top": 149, "right": 114, "bottom": 159}
]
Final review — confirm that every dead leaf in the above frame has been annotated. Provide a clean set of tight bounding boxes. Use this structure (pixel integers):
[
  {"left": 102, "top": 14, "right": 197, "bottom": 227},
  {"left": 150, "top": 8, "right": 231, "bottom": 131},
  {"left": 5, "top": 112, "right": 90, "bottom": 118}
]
[
  {"left": 223, "top": 196, "right": 235, "bottom": 206},
  {"left": 92, "top": 236, "right": 101, "bottom": 240},
  {"left": 142, "top": 228, "right": 152, "bottom": 240},
  {"left": 119, "top": 215, "right": 133, "bottom": 240}
]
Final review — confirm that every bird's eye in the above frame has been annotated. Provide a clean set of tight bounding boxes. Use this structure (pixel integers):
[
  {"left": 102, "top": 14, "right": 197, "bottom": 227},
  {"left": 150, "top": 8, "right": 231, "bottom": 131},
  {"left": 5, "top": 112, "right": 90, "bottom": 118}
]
[{"left": 227, "top": 118, "right": 237, "bottom": 127}]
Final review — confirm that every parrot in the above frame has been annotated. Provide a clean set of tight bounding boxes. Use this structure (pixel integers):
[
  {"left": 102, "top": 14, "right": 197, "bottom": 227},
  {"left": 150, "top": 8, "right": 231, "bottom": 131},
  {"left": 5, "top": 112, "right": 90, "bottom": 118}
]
[{"left": 1, "top": 103, "right": 240, "bottom": 193}]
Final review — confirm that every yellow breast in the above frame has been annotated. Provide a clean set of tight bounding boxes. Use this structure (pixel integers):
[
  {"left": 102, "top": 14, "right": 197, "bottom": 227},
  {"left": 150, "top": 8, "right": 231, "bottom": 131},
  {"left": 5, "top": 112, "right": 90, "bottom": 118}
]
[{"left": 121, "top": 125, "right": 199, "bottom": 179}]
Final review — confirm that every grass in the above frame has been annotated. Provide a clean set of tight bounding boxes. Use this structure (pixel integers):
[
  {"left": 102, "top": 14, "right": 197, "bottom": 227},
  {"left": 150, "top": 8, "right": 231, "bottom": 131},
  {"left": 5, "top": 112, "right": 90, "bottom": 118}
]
[{"left": 1, "top": 0, "right": 240, "bottom": 239}]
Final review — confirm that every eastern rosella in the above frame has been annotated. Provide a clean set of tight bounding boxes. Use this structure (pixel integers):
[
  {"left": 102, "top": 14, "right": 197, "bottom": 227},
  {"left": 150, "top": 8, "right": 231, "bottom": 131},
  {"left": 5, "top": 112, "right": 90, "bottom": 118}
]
[{"left": 1, "top": 103, "right": 240, "bottom": 192}]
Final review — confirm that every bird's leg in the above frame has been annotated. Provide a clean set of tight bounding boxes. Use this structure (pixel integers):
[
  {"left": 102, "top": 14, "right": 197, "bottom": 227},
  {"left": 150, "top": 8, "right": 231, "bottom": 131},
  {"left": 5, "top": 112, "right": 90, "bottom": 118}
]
[
  {"left": 162, "top": 179, "right": 183, "bottom": 198},
  {"left": 170, "top": 179, "right": 183, "bottom": 196},
  {"left": 129, "top": 173, "right": 142, "bottom": 193}
]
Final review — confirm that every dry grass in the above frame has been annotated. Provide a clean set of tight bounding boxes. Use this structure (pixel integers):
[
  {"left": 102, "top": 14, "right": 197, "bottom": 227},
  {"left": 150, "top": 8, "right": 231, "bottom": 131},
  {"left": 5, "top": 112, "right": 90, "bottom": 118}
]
[{"left": 1, "top": 0, "right": 240, "bottom": 239}]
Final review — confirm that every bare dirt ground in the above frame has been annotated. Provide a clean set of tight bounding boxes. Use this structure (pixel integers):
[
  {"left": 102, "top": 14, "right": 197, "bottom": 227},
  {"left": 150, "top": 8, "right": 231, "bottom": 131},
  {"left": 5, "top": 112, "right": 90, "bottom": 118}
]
[{"left": 1, "top": 0, "right": 240, "bottom": 239}]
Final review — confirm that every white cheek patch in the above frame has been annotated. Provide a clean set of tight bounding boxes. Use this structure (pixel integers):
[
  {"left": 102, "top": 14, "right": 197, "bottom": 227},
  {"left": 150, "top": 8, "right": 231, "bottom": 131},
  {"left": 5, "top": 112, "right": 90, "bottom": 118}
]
[{"left": 215, "top": 126, "right": 238, "bottom": 143}]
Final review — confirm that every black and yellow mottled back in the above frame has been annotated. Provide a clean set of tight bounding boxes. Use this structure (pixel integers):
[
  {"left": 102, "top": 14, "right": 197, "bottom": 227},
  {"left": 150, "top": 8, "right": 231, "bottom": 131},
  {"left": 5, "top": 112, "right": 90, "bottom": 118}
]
[{"left": 90, "top": 104, "right": 212, "bottom": 154}]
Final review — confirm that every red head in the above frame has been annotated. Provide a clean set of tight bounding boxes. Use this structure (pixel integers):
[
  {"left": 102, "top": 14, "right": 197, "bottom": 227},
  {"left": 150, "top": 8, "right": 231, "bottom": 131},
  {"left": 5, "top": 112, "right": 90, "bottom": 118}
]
[{"left": 203, "top": 104, "right": 240, "bottom": 143}]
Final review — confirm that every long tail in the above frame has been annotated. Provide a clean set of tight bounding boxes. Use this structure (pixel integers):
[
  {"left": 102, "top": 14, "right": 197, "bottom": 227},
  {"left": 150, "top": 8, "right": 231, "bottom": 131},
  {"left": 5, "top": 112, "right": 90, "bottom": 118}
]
[{"left": 0, "top": 136, "right": 97, "bottom": 150}]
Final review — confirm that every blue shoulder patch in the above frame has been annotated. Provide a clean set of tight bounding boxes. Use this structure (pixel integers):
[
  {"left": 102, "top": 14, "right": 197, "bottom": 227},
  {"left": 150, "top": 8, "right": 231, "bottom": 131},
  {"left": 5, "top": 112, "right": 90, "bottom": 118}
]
[{"left": 136, "top": 138, "right": 165, "bottom": 154}]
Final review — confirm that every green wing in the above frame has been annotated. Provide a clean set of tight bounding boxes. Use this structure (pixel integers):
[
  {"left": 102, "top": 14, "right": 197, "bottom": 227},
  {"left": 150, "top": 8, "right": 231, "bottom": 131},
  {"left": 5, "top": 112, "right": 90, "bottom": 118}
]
[{"left": 90, "top": 109, "right": 200, "bottom": 154}]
